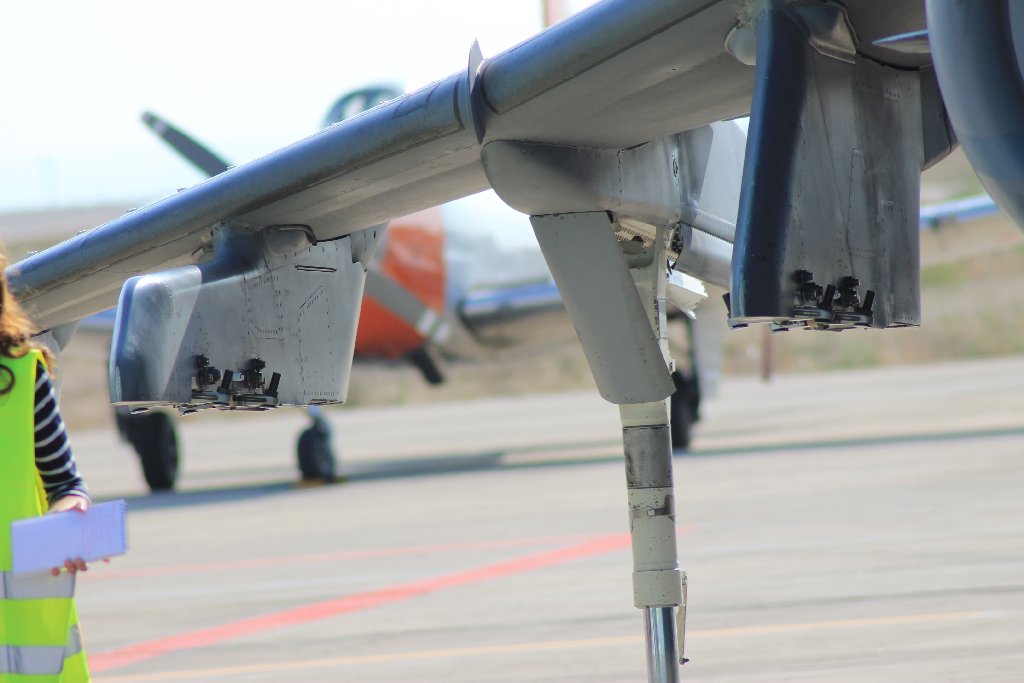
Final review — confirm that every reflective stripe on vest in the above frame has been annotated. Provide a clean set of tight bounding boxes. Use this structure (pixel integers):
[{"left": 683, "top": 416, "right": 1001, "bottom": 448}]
[
  {"left": 0, "top": 624, "right": 83, "bottom": 675},
  {"left": 0, "top": 572, "right": 75, "bottom": 600}
]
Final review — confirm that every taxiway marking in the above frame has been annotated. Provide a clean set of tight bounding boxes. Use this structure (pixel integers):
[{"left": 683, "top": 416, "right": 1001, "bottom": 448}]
[
  {"left": 89, "top": 533, "right": 631, "bottom": 674},
  {"left": 93, "top": 610, "right": 987, "bottom": 682},
  {"left": 83, "top": 533, "right": 601, "bottom": 581}
]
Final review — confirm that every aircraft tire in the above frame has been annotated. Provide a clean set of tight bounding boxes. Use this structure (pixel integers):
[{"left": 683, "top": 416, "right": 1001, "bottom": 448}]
[
  {"left": 297, "top": 422, "right": 337, "bottom": 482},
  {"left": 670, "top": 370, "right": 698, "bottom": 452},
  {"left": 129, "top": 412, "right": 180, "bottom": 492}
]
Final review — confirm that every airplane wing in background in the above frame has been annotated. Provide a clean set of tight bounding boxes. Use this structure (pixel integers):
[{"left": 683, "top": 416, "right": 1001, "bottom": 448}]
[
  {"left": 457, "top": 279, "right": 568, "bottom": 349},
  {"left": 919, "top": 194, "right": 1000, "bottom": 228}
]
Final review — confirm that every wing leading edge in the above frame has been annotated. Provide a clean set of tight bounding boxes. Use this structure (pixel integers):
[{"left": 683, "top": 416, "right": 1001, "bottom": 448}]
[{"left": 9, "top": 0, "right": 761, "bottom": 329}]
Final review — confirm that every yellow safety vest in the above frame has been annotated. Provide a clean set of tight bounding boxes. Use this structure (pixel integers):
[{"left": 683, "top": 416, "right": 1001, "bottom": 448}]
[{"left": 0, "top": 350, "right": 89, "bottom": 682}]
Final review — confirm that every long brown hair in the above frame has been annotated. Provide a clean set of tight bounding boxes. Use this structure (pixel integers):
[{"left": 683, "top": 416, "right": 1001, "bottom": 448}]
[{"left": 0, "top": 249, "right": 54, "bottom": 396}]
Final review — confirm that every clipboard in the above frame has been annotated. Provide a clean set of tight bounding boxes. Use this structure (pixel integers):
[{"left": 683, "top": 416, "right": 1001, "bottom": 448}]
[{"left": 10, "top": 500, "right": 128, "bottom": 574}]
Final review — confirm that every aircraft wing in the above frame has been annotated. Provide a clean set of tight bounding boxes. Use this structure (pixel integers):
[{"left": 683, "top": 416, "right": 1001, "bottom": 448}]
[
  {"left": 3, "top": 0, "right": 770, "bottom": 410},
  {"left": 8, "top": 0, "right": 1012, "bottom": 410},
  {"left": 8, "top": 0, "right": 760, "bottom": 330},
  {"left": 10, "top": 0, "right": 937, "bottom": 327}
]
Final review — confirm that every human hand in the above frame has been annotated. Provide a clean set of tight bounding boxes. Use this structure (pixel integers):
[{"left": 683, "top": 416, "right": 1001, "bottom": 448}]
[
  {"left": 52, "top": 557, "right": 88, "bottom": 576},
  {"left": 48, "top": 495, "right": 89, "bottom": 514},
  {"left": 48, "top": 495, "right": 91, "bottom": 575}
]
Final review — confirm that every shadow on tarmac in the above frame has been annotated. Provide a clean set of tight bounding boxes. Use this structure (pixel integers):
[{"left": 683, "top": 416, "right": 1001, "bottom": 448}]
[
  {"left": 96, "top": 424, "right": 1024, "bottom": 511},
  {"left": 691, "top": 424, "right": 1024, "bottom": 458},
  {"left": 96, "top": 445, "right": 606, "bottom": 512}
]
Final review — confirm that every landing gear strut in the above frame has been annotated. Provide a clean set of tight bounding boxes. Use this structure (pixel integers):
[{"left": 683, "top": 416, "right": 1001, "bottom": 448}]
[{"left": 530, "top": 211, "right": 688, "bottom": 681}]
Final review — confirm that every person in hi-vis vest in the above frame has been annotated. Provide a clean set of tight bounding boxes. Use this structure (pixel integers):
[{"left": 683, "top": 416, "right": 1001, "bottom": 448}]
[{"left": 1, "top": 249, "right": 93, "bottom": 682}]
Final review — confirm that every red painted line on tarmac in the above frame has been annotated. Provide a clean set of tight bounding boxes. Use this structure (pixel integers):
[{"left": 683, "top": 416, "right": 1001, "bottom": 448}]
[
  {"left": 89, "top": 533, "right": 630, "bottom": 674},
  {"left": 83, "top": 534, "right": 598, "bottom": 582}
]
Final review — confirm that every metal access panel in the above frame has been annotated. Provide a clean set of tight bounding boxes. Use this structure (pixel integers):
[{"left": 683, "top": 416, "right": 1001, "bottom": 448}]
[
  {"left": 731, "top": 2, "right": 923, "bottom": 330},
  {"left": 109, "top": 227, "right": 371, "bottom": 410},
  {"left": 531, "top": 212, "right": 675, "bottom": 405}
]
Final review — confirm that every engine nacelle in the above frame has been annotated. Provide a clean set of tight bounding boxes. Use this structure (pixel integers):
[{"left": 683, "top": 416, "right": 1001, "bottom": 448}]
[
  {"left": 928, "top": 0, "right": 1024, "bottom": 233},
  {"left": 109, "top": 224, "right": 380, "bottom": 410}
]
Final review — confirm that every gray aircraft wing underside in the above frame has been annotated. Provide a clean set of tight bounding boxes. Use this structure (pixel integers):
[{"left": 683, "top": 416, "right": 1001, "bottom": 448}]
[
  {"left": 8, "top": 0, "right": 959, "bottom": 415},
  {"left": 9, "top": 0, "right": 741, "bottom": 328},
  {"left": 13, "top": 0, "right": 934, "bottom": 329},
  {"left": 8, "top": 0, "right": 926, "bottom": 332}
]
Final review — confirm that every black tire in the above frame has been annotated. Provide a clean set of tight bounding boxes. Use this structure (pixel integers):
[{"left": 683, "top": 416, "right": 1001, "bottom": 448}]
[
  {"left": 670, "top": 370, "right": 698, "bottom": 451},
  {"left": 297, "top": 420, "right": 337, "bottom": 482},
  {"left": 127, "top": 412, "right": 180, "bottom": 492}
]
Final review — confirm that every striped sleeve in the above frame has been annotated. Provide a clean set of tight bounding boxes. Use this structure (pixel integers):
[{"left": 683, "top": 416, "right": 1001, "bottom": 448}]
[{"left": 34, "top": 360, "right": 90, "bottom": 505}]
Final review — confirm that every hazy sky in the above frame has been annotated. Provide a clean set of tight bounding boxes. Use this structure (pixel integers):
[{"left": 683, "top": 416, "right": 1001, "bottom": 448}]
[{"left": 0, "top": 0, "right": 594, "bottom": 213}]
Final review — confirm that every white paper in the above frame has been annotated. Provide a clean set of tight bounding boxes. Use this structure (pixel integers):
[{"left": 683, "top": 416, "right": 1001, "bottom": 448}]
[{"left": 10, "top": 500, "right": 128, "bottom": 574}]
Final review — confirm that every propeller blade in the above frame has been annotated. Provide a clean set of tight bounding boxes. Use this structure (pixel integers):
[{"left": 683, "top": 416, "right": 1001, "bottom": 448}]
[{"left": 141, "top": 111, "right": 232, "bottom": 177}]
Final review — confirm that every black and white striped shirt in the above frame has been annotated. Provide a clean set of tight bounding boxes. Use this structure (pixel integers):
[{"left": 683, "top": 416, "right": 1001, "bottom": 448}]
[{"left": 34, "top": 360, "right": 89, "bottom": 505}]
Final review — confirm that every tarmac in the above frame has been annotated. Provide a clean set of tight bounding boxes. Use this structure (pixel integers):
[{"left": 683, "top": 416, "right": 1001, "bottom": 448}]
[{"left": 71, "top": 356, "right": 1024, "bottom": 682}]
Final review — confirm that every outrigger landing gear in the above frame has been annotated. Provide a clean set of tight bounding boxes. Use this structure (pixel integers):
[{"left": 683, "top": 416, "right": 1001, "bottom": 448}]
[
  {"left": 482, "top": 117, "right": 743, "bottom": 680},
  {"left": 622, "top": 402, "right": 687, "bottom": 680},
  {"left": 530, "top": 211, "right": 691, "bottom": 681}
]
